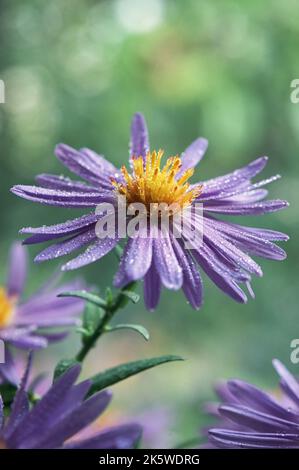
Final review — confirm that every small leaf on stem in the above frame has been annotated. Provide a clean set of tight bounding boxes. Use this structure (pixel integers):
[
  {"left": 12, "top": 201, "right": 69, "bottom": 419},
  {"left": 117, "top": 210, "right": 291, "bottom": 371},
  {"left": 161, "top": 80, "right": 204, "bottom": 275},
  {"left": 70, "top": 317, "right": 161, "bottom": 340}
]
[{"left": 105, "top": 323, "right": 150, "bottom": 341}]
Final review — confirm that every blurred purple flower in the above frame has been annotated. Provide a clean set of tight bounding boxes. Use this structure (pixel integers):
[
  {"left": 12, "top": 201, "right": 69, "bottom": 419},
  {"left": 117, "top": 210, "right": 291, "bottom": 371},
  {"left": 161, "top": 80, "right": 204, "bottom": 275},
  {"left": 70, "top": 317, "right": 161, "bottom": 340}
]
[
  {"left": 12, "top": 113, "right": 288, "bottom": 310},
  {"left": 0, "top": 242, "right": 85, "bottom": 383},
  {"left": 206, "top": 360, "right": 299, "bottom": 448},
  {"left": 0, "top": 358, "right": 141, "bottom": 449}
]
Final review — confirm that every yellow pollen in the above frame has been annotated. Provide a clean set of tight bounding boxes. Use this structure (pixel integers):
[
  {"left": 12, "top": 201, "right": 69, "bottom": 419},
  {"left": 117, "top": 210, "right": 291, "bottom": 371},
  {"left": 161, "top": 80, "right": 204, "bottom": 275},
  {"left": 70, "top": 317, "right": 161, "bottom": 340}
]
[
  {"left": 111, "top": 150, "right": 202, "bottom": 213},
  {"left": 0, "top": 287, "right": 15, "bottom": 328}
]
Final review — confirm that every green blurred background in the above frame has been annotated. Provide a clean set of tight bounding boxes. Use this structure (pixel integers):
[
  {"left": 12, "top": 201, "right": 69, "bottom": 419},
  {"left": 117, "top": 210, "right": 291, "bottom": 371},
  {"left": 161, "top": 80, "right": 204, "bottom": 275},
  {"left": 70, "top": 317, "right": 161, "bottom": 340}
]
[{"left": 0, "top": 0, "right": 298, "bottom": 447}]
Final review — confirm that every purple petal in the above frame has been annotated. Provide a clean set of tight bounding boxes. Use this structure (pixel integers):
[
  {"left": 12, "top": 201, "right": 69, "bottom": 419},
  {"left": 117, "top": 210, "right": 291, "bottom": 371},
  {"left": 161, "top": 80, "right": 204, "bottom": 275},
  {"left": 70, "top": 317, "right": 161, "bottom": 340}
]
[
  {"left": 219, "top": 404, "right": 299, "bottom": 432},
  {"left": 177, "top": 137, "right": 208, "bottom": 177},
  {"left": 203, "top": 199, "right": 289, "bottom": 216},
  {"left": 35, "top": 173, "right": 111, "bottom": 192},
  {"left": 11, "top": 185, "right": 114, "bottom": 208},
  {"left": 273, "top": 359, "right": 299, "bottom": 408},
  {"left": 6, "top": 242, "right": 28, "bottom": 298},
  {"left": 65, "top": 423, "right": 142, "bottom": 449},
  {"left": 20, "top": 213, "right": 99, "bottom": 244},
  {"left": 28, "top": 391, "right": 112, "bottom": 449},
  {"left": 0, "top": 347, "right": 20, "bottom": 386},
  {"left": 143, "top": 262, "right": 161, "bottom": 311},
  {"left": 9, "top": 365, "right": 81, "bottom": 448},
  {"left": 130, "top": 113, "right": 149, "bottom": 163},
  {"left": 34, "top": 229, "right": 97, "bottom": 263},
  {"left": 55, "top": 144, "right": 115, "bottom": 185},
  {"left": 209, "top": 428, "right": 299, "bottom": 449},
  {"left": 123, "top": 235, "right": 153, "bottom": 281},
  {"left": 4, "top": 353, "right": 32, "bottom": 441},
  {"left": 172, "top": 237, "right": 203, "bottom": 309},
  {"left": 61, "top": 237, "right": 118, "bottom": 271},
  {"left": 153, "top": 232, "right": 183, "bottom": 290}
]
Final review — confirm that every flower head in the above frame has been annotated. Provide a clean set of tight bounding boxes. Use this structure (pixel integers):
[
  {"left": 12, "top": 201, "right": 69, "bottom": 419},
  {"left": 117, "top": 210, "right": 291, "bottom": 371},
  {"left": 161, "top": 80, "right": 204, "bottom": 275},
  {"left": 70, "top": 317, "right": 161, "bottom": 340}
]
[
  {"left": 11, "top": 113, "right": 289, "bottom": 310},
  {"left": 0, "top": 242, "right": 85, "bottom": 358},
  {"left": 0, "top": 357, "right": 141, "bottom": 449},
  {"left": 206, "top": 360, "right": 299, "bottom": 449}
]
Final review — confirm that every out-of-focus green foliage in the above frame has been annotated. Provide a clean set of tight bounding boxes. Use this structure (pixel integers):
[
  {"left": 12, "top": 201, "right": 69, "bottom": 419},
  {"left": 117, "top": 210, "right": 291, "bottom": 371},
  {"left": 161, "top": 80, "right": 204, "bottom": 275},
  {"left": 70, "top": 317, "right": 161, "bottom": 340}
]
[{"left": 0, "top": 0, "right": 298, "bottom": 446}]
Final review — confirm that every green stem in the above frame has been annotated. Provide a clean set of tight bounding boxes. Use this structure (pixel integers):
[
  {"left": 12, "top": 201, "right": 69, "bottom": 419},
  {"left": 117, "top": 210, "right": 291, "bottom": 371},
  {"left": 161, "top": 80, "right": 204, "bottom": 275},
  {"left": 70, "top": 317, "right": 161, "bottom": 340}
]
[{"left": 75, "top": 283, "right": 136, "bottom": 362}]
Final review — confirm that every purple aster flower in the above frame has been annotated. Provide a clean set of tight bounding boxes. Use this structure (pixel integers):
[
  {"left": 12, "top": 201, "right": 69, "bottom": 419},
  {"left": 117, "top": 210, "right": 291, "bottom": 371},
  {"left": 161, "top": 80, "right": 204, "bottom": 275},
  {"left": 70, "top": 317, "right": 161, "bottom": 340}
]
[
  {"left": 0, "top": 357, "right": 142, "bottom": 449},
  {"left": 206, "top": 360, "right": 299, "bottom": 449},
  {"left": 0, "top": 242, "right": 85, "bottom": 380},
  {"left": 11, "top": 113, "right": 289, "bottom": 310}
]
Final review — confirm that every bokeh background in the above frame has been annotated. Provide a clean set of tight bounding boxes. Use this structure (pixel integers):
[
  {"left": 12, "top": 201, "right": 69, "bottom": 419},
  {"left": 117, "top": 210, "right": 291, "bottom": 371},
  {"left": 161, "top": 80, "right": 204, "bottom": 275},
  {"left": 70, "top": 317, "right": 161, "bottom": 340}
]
[{"left": 0, "top": 0, "right": 298, "bottom": 447}]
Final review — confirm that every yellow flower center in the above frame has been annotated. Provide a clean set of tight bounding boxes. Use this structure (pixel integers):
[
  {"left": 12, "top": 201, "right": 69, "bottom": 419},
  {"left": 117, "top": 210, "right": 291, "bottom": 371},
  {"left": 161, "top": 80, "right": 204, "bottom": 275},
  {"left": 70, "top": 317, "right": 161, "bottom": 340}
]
[
  {"left": 0, "top": 287, "right": 15, "bottom": 328},
  {"left": 111, "top": 150, "right": 202, "bottom": 214}
]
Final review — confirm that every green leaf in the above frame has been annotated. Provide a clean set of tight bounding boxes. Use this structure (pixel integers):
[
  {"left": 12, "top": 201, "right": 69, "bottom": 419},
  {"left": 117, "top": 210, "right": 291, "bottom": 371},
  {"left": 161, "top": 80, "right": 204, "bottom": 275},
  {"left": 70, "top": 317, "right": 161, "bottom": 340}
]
[
  {"left": 105, "top": 323, "right": 150, "bottom": 341},
  {"left": 0, "top": 383, "right": 17, "bottom": 406},
  {"left": 81, "top": 302, "right": 103, "bottom": 339},
  {"left": 58, "top": 290, "right": 107, "bottom": 309},
  {"left": 121, "top": 290, "right": 140, "bottom": 304},
  {"left": 53, "top": 358, "right": 79, "bottom": 381},
  {"left": 88, "top": 355, "right": 183, "bottom": 396}
]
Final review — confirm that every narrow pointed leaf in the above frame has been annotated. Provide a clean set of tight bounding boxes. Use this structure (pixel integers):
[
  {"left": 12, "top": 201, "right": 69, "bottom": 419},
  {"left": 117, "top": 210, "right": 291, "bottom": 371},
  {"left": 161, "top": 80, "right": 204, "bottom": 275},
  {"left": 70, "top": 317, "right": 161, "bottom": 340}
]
[
  {"left": 88, "top": 355, "right": 183, "bottom": 396},
  {"left": 58, "top": 290, "right": 107, "bottom": 308},
  {"left": 121, "top": 290, "right": 140, "bottom": 304},
  {"left": 105, "top": 323, "right": 150, "bottom": 341}
]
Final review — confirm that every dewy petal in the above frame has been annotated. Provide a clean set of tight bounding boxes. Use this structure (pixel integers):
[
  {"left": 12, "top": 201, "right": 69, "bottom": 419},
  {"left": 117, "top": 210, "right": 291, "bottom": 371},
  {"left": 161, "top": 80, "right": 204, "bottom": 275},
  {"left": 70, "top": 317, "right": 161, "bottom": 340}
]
[
  {"left": 8, "top": 365, "right": 81, "bottom": 448},
  {"left": 209, "top": 428, "right": 299, "bottom": 449},
  {"left": 11, "top": 185, "right": 114, "bottom": 208},
  {"left": 55, "top": 144, "right": 114, "bottom": 185},
  {"left": 34, "top": 228, "right": 97, "bottom": 263},
  {"left": 28, "top": 391, "right": 112, "bottom": 449},
  {"left": 124, "top": 235, "right": 153, "bottom": 281},
  {"left": 64, "top": 423, "right": 142, "bottom": 449},
  {"left": 143, "top": 262, "right": 161, "bottom": 311},
  {"left": 177, "top": 137, "right": 208, "bottom": 177},
  {"left": 203, "top": 199, "right": 289, "bottom": 216},
  {"left": 6, "top": 242, "right": 28, "bottom": 298},
  {"left": 130, "top": 113, "right": 149, "bottom": 163},
  {"left": 219, "top": 404, "right": 299, "bottom": 432},
  {"left": 200, "top": 156, "right": 269, "bottom": 199},
  {"left": 273, "top": 359, "right": 299, "bottom": 408},
  {"left": 35, "top": 173, "right": 111, "bottom": 192},
  {"left": 0, "top": 328, "right": 49, "bottom": 350},
  {"left": 61, "top": 236, "right": 119, "bottom": 271},
  {"left": 153, "top": 231, "right": 183, "bottom": 290},
  {"left": 3, "top": 353, "right": 32, "bottom": 441},
  {"left": 21, "top": 213, "right": 99, "bottom": 244},
  {"left": 172, "top": 237, "right": 203, "bottom": 309}
]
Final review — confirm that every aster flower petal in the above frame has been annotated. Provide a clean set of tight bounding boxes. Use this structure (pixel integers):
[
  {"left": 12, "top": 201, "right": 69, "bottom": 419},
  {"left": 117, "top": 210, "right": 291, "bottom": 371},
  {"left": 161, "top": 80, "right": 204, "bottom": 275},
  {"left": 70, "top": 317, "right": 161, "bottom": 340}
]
[
  {"left": 178, "top": 137, "right": 208, "bottom": 177},
  {"left": 65, "top": 423, "right": 142, "bottom": 449},
  {"left": 143, "top": 262, "right": 161, "bottom": 311},
  {"left": 8, "top": 365, "right": 81, "bottom": 448},
  {"left": 61, "top": 236, "right": 119, "bottom": 271},
  {"left": 21, "top": 390, "right": 112, "bottom": 449},
  {"left": 0, "top": 328, "right": 48, "bottom": 350},
  {"left": 206, "top": 360, "right": 299, "bottom": 449},
  {"left": 0, "top": 347, "right": 19, "bottom": 385},
  {"left": 273, "top": 359, "right": 299, "bottom": 407},
  {"left": 123, "top": 234, "right": 153, "bottom": 281},
  {"left": 33, "top": 228, "right": 97, "bottom": 263},
  {"left": 130, "top": 113, "right": 149, "bottom": 163},
  {"left": 209, "top": 429, "right": 299, "bottom": 449},
  {"left": 172, "top": 237, "right": 203, "bottom": 309},
  {"left": 3, "top": 353, "right": 32, "bottom": 440},
  {"left": 153, "top": 232, "right": 183, "bottom": 290},
  {"left": 200, "top": 156, "right": 269, "bottom": 199},
  {"left": 0, "top": 396, "right": 3, "bottom": 430},
  {"left": 6, "top": 242, "right": 27, "bottom": 298},
  {"left": 203, "top": 199, "right": 289, "bottom": 216},
  {"left": 11, "top": 185, "right": 114, "bottom": 208},
  {"left": 55, "top": 144, "right": 115, "bottom": 186},
  {"left": 35, "top": 173, "right": 111, "bottom": 192}
]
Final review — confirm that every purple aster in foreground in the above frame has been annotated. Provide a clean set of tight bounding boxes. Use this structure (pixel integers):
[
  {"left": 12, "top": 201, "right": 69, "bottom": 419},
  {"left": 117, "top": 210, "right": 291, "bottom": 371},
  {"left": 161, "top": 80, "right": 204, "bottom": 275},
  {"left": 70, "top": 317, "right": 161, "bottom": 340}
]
[
  {"left": 11, "top": 113, "right": 288, "bottom": 310},
  {"left": 0, "top": 242, "right": 85, "bottom": 382},
  {"left": 0, "top": 358, "right": 141, "bottom": 449},
  {"left": 206, "top": 360, "right": 299, "bottom": 449}
]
